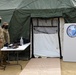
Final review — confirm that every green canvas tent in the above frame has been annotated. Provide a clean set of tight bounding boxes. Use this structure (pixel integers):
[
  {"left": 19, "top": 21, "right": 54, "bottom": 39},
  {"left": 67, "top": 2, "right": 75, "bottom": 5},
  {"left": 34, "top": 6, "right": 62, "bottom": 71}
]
[
  {"left": 0, "top": 0, "right": 76, "bottom": 42},
  {"left": 0, "top": 0, "right": 76, "bottom": 59}
]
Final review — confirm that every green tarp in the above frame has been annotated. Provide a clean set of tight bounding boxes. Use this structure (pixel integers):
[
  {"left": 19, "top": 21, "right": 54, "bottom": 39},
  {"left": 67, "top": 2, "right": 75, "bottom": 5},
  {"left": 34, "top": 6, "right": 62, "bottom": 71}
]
[{"left": 9, "top": 10, "right": 30, "bottom": 42}]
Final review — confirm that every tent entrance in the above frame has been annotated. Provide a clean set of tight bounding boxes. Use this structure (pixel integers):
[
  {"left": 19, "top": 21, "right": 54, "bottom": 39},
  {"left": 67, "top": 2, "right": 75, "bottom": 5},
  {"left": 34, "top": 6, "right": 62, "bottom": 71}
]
[{"left": 32, "top": 18, "right": 60, "bottom": 57}]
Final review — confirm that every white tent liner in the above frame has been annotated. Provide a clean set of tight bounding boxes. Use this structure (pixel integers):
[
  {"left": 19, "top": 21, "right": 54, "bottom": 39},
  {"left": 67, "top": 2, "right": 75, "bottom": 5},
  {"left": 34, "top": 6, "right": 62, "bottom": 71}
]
[{"left": 34, "top": 33, "right": 60, "bottom": 57}]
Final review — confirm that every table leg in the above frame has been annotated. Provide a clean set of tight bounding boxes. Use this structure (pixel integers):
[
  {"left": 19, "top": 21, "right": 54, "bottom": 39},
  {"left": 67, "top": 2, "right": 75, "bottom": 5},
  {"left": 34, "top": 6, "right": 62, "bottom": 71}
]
[
  {"left": 16, "top": 51, "right": 22, "bottom": 70},
  {"left": 7, "top": 51, "right": 22, "bottom": 70},
  {"left": 7, "top": 52, "right": 10, "bottom": 63}
]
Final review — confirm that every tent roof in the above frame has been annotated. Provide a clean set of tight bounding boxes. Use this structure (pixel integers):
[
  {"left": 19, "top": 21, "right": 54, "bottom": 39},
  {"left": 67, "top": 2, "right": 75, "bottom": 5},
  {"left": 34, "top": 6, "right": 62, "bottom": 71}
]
[
  {"left": 0, "top": 0, "right": 76, "bottom": 23},
  {"left": 18, "top": 0, "right": 74, "bottom": 9},
  {"left": 0, "top": 0, "right": 75, "bottom": 10},
  {"left": 0, "top": 0, "right": 22, "bottom": 10}
]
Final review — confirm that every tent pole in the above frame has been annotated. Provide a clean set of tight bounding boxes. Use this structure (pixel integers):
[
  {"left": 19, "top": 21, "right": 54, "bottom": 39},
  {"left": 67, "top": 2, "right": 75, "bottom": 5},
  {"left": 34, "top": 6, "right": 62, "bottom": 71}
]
[
  {"left": 58, "top": 17, "right": 62, "bottom": 59},
  {"left": 31, "top": 18, "right": 35, "bottom": 58}
]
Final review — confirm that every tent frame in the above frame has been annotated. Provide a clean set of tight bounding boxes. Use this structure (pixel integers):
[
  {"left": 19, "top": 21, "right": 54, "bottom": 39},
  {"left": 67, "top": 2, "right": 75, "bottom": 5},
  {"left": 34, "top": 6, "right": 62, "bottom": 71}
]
[{"left": 31, "top": 17, "right": 62, "bottom": 59}]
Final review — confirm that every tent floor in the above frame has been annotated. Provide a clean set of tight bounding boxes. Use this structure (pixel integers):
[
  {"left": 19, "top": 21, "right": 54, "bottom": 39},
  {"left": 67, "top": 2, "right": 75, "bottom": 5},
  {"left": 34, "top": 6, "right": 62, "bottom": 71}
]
[{"left": 20, "top": 58, "right": 61, "bottom": 75}]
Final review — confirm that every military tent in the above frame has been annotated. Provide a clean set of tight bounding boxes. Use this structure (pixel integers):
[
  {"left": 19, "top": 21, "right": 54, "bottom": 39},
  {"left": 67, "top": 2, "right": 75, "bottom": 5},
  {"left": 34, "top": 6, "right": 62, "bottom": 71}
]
[{"left": 0, "top": 0, "right": 76, "bottom": 59}]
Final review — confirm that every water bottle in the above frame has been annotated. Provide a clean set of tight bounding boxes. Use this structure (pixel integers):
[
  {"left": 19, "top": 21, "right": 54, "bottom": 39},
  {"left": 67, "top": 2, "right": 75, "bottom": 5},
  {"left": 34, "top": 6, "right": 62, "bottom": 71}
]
[{"left": 20, "top": 37, "right": 23, "bottom": 45}]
